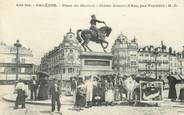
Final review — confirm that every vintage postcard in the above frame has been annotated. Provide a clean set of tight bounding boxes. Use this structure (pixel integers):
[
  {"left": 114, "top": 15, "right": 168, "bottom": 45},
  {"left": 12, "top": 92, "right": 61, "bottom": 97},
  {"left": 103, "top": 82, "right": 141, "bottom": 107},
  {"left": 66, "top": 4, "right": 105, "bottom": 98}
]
[{"left": 0, "top": 0, "right": 184, "bottom": 115}]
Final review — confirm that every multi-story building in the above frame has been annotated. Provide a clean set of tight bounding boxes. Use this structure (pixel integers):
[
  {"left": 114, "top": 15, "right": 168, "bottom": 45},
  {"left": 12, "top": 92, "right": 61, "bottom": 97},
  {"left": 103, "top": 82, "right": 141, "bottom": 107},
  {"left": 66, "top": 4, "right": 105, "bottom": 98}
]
[
  {"left": 138, "top": 42, "right": 184, "bottom": 79},
  {"left": 0, "top": 41, "right": 34, "bottom": 83},
  {"left": 112, "top": 33, "right": 184, "bottom": 78},
  {"left": 40, "top": 29, "right": 81, "bottom": 94},
  {"left": 111, "top": 33, "right": 138, "bottom": 76},
  {"left": 177, "top": 46, "right": 184, "bottom": 75},
  {"left": 41, "top": 30, "right": 184, "bottom": 85},
  {"left": 138, "top": 43, "right": 170, "bottom": 78}
]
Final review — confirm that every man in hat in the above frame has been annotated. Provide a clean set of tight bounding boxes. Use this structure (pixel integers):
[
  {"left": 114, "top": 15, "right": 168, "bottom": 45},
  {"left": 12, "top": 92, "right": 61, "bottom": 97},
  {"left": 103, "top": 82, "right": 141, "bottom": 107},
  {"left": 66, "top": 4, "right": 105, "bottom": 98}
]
[
  {"left": 90, "top": 14, "right": 105, "bottom": 39},
  {"left": 29, "top": 76, "right": 38, "bottom": 101},
  {"left": 50, "top": 78, "right": 61, "bottom": 113},
  {"left": 167, "top": 74, "right": 178, "bottom": 101}
]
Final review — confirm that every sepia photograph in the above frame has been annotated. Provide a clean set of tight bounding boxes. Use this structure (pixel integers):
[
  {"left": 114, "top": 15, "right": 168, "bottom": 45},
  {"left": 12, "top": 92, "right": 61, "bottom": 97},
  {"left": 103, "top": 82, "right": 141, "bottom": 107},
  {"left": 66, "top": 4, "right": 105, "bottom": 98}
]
[{"left": 0, "top": 0, "right": 184, "bottom": 114}]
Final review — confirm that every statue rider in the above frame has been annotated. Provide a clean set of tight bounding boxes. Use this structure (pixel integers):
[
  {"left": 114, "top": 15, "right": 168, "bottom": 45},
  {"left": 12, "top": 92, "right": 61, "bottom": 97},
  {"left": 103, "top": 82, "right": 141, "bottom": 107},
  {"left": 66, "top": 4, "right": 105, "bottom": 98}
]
[{"left": 90, "top": 14, "right": 106, "bottom": 39}]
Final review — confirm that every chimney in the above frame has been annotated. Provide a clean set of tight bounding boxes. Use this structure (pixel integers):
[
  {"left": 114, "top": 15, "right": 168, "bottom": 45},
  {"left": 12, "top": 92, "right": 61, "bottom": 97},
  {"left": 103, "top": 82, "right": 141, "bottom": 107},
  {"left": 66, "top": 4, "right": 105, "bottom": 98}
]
[
  {"left": 169, "top": 47, "right": 172, "bottom": 54},
  {"left": 173, "top": 50, "right": 176, "bottom": 56},
  {"left": 161, "top": 41, "right": 164, "bottom": 52}
]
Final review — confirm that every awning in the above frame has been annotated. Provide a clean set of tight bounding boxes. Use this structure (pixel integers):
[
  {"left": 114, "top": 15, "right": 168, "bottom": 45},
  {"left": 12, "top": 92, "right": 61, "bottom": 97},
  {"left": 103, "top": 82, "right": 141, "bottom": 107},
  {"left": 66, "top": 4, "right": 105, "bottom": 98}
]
[{"left": 36, "top": 71, "right": 49, "bottom": 77}]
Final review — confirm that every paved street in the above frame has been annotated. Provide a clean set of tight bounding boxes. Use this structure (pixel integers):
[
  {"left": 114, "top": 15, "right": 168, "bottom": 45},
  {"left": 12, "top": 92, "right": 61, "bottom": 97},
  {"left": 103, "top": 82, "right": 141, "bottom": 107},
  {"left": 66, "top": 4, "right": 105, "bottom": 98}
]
[{"left": 1, "top": 85, "right": 184, "bottom": 115}]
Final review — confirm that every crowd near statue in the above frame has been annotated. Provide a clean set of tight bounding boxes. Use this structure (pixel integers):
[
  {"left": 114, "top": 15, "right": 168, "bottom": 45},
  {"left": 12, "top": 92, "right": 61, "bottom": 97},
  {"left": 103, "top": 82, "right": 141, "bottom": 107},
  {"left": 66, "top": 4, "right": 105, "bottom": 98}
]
[
  {"left": 69, "top": 73, "right": 184, "bottom": 110},
  {"left": 13, "top": 72, "right": 184, "bottom": 112}
]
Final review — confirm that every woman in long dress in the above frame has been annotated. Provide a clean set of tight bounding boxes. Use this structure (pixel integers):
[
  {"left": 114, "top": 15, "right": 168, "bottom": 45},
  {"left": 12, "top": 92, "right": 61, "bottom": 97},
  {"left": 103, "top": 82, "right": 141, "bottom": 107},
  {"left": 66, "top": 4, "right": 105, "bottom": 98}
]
[
  {"left": 75, "top": 79, "right": 86, "bottom": 111},
  {"left": 105, "top": 81, "right": 114, "bottom": 105},
  {"left": 167, "top": 75, "right": 178, "bottom": 101},
  {"left": 37, "top": 78, "right": 49, "bottom": 100},
  {"left": 85, "top": 76, "right": 94, "bottom": 107}
]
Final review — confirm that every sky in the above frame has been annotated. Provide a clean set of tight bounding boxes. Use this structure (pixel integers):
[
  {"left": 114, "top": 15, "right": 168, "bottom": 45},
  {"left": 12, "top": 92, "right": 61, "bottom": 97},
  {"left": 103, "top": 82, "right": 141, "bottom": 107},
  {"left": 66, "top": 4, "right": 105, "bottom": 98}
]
[{"left": 0, "top": 0, "right": 184, "bottom": 64}]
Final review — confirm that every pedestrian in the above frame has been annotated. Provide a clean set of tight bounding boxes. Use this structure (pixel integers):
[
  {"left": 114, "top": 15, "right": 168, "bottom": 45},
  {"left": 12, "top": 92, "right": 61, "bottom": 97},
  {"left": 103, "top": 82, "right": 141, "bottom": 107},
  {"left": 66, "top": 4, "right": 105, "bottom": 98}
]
[
  {"left": 50, "top": 78, "right": 61, "bottom": 113},
  {"left": 105, "top": 79, "right": 114, "bottom": 105},
  {"left": 85, "top": 75, "right": 94, "bottom": 107},
  {"left": 118, "top": 77, "right": 127, "bottom": 101},
  {"left": 179, "top": 87, "right": 184, "bottom": 102},
  {"left": 92, "top": 76, "right": 101, "bottom": 106},
  {"left": 29, "top": 76, "right": 38, "bottom": 101},
  {"left": 75, "top": 78, "right": 86, "bottom": 111},
  {"left": 167, "top": 74, "right": 178, "bottom": 101},
  {"left": 158, "top": 75, "right": 165, "bottom": 89},
  {"left": 37, "top": 77, "right": 49, "bottom": 100},
  {"left": 71, "top": 77, "right": 77, "bottom": 104},
  {"left": 14, "top": 79, "right": 27, "bottom": 109},
  {"left": 124, "top": 75, "right": 137, "bottom": 101}
]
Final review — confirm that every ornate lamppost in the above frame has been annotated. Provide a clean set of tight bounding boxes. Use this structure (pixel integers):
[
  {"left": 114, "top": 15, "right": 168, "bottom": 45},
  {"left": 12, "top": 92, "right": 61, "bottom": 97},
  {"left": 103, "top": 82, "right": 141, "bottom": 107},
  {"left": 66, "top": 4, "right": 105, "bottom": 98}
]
[
  {"left": 145, "top": 60, "right": 152, "bottom": 74},
  {"left": 153, "top": 48, "right": 159, "bottom": 80},
  {"left": 14, "top": 40, "right": 22, "bottom": 81}
]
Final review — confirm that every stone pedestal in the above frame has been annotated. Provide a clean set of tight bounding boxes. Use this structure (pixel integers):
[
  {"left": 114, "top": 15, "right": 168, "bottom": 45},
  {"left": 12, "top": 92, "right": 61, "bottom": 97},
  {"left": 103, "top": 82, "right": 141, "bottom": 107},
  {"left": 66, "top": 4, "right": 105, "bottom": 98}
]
[{"left": 80, "top": 52, "right": 113, "bottom": 77}]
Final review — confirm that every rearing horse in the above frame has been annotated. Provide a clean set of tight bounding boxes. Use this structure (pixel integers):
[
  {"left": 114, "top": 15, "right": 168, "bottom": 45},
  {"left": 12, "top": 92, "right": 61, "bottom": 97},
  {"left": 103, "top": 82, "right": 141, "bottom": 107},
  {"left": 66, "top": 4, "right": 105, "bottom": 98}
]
[{"left": 76, "top": 26, "right": 112, "bottom": 52}]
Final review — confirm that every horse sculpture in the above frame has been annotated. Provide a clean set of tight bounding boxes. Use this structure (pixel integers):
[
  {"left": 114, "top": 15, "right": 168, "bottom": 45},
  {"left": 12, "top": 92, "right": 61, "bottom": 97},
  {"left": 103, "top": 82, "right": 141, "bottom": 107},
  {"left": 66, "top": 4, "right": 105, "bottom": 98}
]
[{"left": 76, "top": 25, "right": 112, "bottom": 52}]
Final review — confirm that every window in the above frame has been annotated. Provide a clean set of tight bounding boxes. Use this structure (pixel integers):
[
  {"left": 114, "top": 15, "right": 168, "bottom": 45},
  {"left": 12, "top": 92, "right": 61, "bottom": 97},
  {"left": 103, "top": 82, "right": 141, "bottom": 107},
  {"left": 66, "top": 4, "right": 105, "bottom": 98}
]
[
  {"left": 68, "top": 68, "right": 74, "bottom": 73},
  {"left": 150, "top": 54, "right": 154, "bottom": 57},
  {"left": 12, "top": 58, "right": 16, "bottom": 63},
  {"left": 21, "top": 58, "right": 25, "bottom": 63},
  {"left": 70, "top": 49, "right": 73, "bottom": 53},
  {"left": 25, "top": 68, "right": 32, "bottom": 73},
  {"left": 11, "top": 68, "right": 16, "bottom": 73},
  {"left": 62, "top": 68, "right": 65, "bottom": 74},
  {"left": 0, "top": 67, "right": 4, "bottom": 73},
  {"left": 145, "top": 54, "right": 149, "bottom": 57},
  {"left": 130, "top": 54, "right": 136, "bottom": 57},
  {"left": 21, "top": 68, "right": 25, "bottom": 73},
  {"left": 140, "top": 54, "right": 143, "bottom": 56},
  {"left": 163, "top": 55, "right": 167, "bottom": 57},
  {"left": 131, "top": 61, "right": 136, "bottom": 66}
]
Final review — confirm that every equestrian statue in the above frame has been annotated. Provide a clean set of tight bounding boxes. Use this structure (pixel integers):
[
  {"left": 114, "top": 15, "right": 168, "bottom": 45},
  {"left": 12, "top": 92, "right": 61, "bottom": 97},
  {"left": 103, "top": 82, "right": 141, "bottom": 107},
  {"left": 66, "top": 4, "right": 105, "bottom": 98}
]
[{"left": 76, "top": 14, "right": 112, "bottom": 52}]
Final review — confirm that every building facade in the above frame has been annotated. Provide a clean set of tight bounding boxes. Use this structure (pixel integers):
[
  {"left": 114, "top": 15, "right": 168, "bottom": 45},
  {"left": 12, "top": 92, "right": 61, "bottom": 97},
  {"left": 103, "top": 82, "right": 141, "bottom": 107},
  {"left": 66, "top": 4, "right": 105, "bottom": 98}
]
[
  {"left": 138, "top": 44, "right": 170, "bottom": 78},
  {"left": 112, "top": 33, "right": 184, "bottom": 78},
  {"left": 41, "top": 30, "right": 184, "bottom": 86},
  {"left": 138, "top": 42, "right": 184, "bottom": 79},
  {"left": 0, "top": 41, "right": 34, "bottom": 82},
  {"left": 40, "top": 29, "right": 81, "bottom": 94},
  {"left": 111, "top": 33, "right": 138, "bottom": 76}
]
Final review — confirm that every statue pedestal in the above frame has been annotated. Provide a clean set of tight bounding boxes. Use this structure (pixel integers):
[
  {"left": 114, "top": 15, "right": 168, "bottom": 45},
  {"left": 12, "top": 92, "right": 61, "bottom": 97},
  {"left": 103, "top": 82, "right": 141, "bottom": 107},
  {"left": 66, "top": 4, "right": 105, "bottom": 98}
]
[{"left": 80, "top": 52, "right": 113, "bottom": 77}]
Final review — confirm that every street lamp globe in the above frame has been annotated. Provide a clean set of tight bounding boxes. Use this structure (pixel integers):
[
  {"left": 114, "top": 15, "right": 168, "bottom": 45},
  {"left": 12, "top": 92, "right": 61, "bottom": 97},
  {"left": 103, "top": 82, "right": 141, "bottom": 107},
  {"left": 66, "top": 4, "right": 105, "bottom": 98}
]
[
  {"left": 14, "top": 40, "right": 22, "bottom": 81},
  {"left": 14, "top": 40, "right": 22, "bottom": 48}
]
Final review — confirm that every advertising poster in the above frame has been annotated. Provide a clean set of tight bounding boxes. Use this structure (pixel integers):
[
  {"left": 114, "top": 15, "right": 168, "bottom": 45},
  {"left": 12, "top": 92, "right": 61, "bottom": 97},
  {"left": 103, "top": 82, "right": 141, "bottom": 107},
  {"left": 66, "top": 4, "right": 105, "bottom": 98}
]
[{"left": 140, "top": 81, "right": 164, "bottom": 103}]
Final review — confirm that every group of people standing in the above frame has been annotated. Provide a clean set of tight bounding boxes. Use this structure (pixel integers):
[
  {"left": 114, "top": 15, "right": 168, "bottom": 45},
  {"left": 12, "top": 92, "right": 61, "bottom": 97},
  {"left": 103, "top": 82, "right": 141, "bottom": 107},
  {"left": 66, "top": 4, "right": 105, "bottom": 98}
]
[
  {"left": 14, "top": 77, "right": 62, "bottom": 113},
  {"left": 71, "top": 74, "right": 129, "bottom": 110},
  {"left": 71, "top": 73, "right": 184, "bottom": 109},
  {"left": 167, "top": 74, "right": 184, "bottom": 102}
]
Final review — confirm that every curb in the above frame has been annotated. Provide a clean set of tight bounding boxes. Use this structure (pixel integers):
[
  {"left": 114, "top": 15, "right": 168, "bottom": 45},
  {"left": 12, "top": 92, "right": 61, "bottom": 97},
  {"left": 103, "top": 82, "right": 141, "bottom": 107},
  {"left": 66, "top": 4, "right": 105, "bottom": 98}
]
[{"left": 2, "top": 94, "right": 73, "bottom": 106}]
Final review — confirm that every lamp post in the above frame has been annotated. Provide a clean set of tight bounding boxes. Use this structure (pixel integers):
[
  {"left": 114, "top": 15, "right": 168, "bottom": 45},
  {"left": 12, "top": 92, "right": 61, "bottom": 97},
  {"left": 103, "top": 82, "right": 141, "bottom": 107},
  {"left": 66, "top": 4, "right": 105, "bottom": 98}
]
[
  {"left": 145, "top": 60, "right": 151, "bottom": 74},
  {"left": 14, "top": 40, "right": 22, "bottom": 81},
  {"left": 153, "top": 48, "right": 159, "bottom": 80}
]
